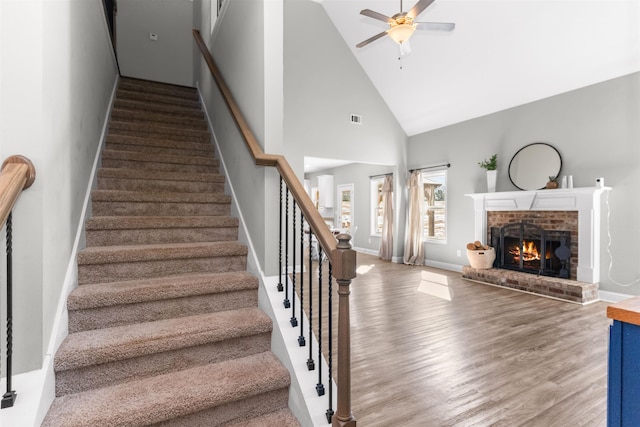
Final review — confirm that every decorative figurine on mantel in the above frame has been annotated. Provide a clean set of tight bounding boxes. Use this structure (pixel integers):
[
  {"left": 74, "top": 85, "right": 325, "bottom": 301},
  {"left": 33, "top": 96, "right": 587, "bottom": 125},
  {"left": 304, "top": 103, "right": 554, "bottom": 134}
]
[{"left": 546, "top": 175, "right": 559, "bottom": 189}]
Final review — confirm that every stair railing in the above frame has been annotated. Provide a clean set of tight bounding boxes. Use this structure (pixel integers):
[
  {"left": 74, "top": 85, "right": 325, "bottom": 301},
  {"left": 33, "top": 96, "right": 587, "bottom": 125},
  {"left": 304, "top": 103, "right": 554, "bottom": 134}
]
[
  {"left": 0, "top": 155, "right": 36, "bottom": 409},
  {"left": 193, "top": 30, "right": 356, "bottom": 427}
]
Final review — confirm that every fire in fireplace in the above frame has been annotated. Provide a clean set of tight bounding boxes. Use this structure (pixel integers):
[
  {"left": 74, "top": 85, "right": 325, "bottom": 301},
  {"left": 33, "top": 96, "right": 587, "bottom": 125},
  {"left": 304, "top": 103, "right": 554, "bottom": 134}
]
[{"left": 491, "top": 222, "right": 571, "bottom": 279}]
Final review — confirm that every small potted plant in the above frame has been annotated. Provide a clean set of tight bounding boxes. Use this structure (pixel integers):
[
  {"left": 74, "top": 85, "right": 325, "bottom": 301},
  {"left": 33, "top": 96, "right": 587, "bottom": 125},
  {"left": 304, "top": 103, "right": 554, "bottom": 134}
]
[
  {"left": 479, "top": 154, "right": 498, "bottom": 192},
  {"left": 546, "top": 175, "right": 559, "bottom": 189}
]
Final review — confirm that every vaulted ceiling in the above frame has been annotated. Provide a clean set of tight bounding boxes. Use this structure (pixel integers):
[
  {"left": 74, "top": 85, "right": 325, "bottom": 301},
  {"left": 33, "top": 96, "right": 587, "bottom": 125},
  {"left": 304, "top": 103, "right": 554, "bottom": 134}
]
[{"left": 319, "top": 0, "right": 640, "bottom": 137}]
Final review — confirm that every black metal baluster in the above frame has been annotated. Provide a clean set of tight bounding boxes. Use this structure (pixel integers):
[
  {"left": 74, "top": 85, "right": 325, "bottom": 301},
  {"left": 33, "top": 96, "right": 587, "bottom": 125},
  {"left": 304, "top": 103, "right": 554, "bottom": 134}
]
[
  {"left": 326, "top": 262, "right": 334, "bottom": 423},
  {"left": 290, "top": 201, "right": 298, "bottom": 327},
  {"left": 284, "top": 188, "right": 290, "bottom": 308},
  {"left": 298, "top": 214, "right": 306, "bottom": 346},
  {"left": 307, "top": 231, "right": 315, "bottom": 370},
  {"left": 316, "top": 246, "right": 325, "bottom": 396},
  {"left": 2, "top": 212, "right": 17, "bottom": 409},
  {"left": 277, "top": 177, "right": 284, "bottom": 292}
]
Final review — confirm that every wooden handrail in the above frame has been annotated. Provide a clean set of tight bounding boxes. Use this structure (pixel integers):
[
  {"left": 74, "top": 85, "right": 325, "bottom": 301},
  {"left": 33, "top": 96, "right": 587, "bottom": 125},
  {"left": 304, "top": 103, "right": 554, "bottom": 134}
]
[
  {"left": 0, "top": 156, "right": 36, "bottom": 227},
  {"left": 193, "top": 29, "right": 356, "bottom": 426},
  {"left": 192, "top": 29, "right": 339, "bottom": 267}
]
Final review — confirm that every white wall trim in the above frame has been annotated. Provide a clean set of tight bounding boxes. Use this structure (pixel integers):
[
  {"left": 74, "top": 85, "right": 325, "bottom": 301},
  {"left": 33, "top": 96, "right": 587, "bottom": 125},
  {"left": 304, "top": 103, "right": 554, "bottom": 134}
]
[
  {"left": 353, "top": 246, "right": 376, "bottom": 256},
  {"left": 599, "top": 290, "right": 633, "bottom": 303},
  {"left": 31, "top": 76, "right": 120, "bottom": 426},
  {"left": 197, "top": 85, "right": 332, "bottom": 425},
  {"left": 196, "top": 83, "right": 265, "bottom": 278},
  {"left": 261, "top": 274, "right": 337, "bottom": 427},
  {"left": 424, "top": 259, "right": 464, "bottom": 273}
]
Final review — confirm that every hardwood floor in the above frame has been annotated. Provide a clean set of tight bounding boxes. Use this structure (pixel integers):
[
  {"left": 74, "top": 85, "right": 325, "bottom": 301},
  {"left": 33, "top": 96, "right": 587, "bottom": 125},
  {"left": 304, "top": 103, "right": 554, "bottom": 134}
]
[{"left": 295, "top": 252, "right": 611, "bottom": 426}]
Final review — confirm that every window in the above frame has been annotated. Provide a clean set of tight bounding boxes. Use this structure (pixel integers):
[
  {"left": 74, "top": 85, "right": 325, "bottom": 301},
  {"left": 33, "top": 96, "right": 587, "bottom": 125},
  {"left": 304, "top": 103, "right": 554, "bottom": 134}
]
[
  {"left": 370, "top": 177, "right": 385, "bottom": 235},
  {"left": 210, "top": 0, "right": 224, "bottom": 34},
  {"left": 422, "top": 170, "right": 447, "bottom": 242}
]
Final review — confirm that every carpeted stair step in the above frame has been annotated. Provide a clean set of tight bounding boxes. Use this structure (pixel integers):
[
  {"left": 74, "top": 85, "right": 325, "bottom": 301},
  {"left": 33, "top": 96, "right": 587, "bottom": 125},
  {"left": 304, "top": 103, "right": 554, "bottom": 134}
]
[
  {"left": 97, "top": 168, "right": 225, "bottom": 193},
  {"left": 55, "top": 307, "right": 272, "bottom": 396},
  {"left": 85, "top": 215, "right": 239, "bottom": 246},
  {"left": 77, "top": 241, "right": 247, "bottom": 284},
  {"left": 109, "top": 120, "right": 211, "bottom": 143},
  {"left": 116, "top": 88, "right": 202, "bottom": 110},
  {"left": 43, "top": 77, "right": 300, "bottom": 426},
  {"left": 114, "top": 98, "right": 205, "bottom": 119},
  {"left": 118, "top": 77, "right": 199, "bottom": 101},
  {"left": 43, "top": 351, "right": 291, "bottom": 426},
  {"left": 91, "top": 189, "right": 231, "bottom": 216},
  {"left": 105, "top": 134, "right": 214, "bottom": 158},
  {"left": 101, "top": 149, "right": 219, "bottom": 174},
  {"left": 67, "top": 271, "right": 258, "bottom": 332},
  {"left": 110, "top": 108, "right": 209, "bottom": 130},
  {"left": 223, "top": 408, "right": 301, "bottom": 427}
]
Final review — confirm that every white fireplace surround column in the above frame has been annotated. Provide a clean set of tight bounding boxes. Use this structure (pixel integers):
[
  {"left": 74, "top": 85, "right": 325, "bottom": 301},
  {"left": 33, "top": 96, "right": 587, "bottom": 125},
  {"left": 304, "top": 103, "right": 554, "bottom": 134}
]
[{"left": 465, "top": 187, "right": 611, "bottom": 284}]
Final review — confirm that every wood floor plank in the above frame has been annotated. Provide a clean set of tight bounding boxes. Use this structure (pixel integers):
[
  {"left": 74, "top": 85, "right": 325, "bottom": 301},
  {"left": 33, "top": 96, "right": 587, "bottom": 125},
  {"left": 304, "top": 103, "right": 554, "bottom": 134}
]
[{"left": 292, "top": 253, "right": 609, "bottom": 426}]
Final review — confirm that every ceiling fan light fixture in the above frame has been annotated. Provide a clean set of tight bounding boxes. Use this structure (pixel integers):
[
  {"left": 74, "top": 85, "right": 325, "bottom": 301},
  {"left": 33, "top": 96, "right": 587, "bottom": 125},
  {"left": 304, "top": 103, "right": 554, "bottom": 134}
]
[{"left": 388, "top": 23, "right": 416, "bottom": 45}]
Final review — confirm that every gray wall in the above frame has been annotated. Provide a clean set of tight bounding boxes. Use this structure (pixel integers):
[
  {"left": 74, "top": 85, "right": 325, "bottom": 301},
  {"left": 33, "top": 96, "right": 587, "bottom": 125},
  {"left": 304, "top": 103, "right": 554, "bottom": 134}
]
[
  {"left": 408, "top": 72, "right": 640, "bottom": 294},
  {"left": 284, "top": 0, "right": 409, "bottom": 259},
  {"left": 117, "top": 0, "right": 194, "bottom": 87},
  {"left": 195, "top": 0, "right": 279, "bottom": 275},
  {"left": 306, "top": 163, "right": 395, "bottom": 254},
  {"left": 0, "top": 0, "right": 118, "bottom": 373},
  {"left": 194, "top": 0, "right": 410, "bottom": 273}
]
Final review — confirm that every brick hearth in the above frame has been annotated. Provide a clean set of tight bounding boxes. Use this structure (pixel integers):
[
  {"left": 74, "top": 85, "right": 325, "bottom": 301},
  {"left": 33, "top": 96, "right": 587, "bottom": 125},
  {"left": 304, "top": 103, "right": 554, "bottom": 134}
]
[{"left": 462, "top": 266, "right": 599, "bottom": 304}]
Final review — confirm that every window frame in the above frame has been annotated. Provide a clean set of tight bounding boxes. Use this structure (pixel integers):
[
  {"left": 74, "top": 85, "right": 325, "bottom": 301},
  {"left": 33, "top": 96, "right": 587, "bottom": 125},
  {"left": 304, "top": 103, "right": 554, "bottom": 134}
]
[
  {"left": 421, "top": 169, "right": 448, "bottom": 244},
  {"left": 370, "top": 177, "right": 385, "bottom": 237}
]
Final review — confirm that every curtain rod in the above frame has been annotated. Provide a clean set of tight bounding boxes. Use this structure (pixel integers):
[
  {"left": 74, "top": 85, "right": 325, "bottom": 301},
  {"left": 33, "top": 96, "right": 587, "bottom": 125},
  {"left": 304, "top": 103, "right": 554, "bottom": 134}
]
[
  {"left": 409, "top": 163, "right": 451, "bottom": 173},
  {"left": 369, "top": 172, "right": 393, "bottom": 179}
]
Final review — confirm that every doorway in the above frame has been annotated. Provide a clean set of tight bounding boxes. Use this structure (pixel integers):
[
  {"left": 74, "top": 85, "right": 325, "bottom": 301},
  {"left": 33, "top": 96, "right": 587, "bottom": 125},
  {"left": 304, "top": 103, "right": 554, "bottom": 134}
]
[{"left": 336, "top": 184, "right": 354, "bottom": 234}]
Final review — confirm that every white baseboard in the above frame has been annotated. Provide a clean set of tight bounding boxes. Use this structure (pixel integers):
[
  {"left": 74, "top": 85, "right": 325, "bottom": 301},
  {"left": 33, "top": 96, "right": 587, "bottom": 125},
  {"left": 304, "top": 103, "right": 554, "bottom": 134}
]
[
  {"left": 21, "top": 75, "right": 121, "bottom": 427},
  {"left": 260, "top": 275, "right": 337, "bottom": 427},
  {"left": 599, "top": 290, "right": 634, "bottom": 303},
  {"left": 352, "top": 246, "right": 376, "bottom": 256},
  {"left": 197, "top": 86, "right": 330, "bottom": 425},
  {"left": 423, "top": 259, "right": 464, "bottom": 273}
]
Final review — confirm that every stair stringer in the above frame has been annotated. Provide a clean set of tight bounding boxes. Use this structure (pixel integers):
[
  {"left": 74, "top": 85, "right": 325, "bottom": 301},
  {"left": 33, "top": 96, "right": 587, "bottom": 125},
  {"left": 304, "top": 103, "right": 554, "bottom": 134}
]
[{"left": 198, "top": 87, "right": 337, "bottom": 427}]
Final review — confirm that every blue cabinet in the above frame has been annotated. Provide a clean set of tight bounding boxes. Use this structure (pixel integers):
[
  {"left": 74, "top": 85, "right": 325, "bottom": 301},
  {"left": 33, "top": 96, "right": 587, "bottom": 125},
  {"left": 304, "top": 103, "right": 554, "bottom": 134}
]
[{"left": 608, "top": 298, "right": 640, "bottom": 426}]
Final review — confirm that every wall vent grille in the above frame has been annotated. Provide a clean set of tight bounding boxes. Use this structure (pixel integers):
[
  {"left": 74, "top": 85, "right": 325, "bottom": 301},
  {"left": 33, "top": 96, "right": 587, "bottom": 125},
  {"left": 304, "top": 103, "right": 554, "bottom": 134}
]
[{"left": 350, "top": 114, "right": 362, "bottom": 125}]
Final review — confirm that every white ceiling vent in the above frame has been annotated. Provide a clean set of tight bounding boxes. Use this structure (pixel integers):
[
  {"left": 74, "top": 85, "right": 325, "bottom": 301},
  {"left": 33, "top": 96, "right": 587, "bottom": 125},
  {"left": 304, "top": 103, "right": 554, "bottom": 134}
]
[{"left": 350, "top": 114, "right": 362, "bottom": 125}]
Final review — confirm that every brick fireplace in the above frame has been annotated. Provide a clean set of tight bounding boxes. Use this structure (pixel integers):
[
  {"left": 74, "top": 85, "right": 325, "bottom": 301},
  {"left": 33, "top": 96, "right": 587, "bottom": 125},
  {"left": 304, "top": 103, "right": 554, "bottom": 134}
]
[
  {"left": 464, "top": 187, "right": 610, "bottom": 303},
  {"left": 488, "top": 211, "right": 578, "bottom": 279}
]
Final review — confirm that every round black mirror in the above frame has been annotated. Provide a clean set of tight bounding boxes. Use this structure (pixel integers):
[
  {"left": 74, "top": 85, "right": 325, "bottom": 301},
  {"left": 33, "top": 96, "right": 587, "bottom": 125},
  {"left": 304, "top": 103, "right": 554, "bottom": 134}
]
[{"left": 508, "top": 143, "right": 562, "bottom": 190}]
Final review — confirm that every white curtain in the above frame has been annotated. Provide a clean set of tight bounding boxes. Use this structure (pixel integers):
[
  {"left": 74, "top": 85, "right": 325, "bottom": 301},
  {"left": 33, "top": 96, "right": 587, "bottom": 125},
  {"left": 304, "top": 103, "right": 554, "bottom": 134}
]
[
  {"left": 403, "top": 171, "right": 425, "bottom": 265},
  {"left": 378, "top": 175, "right": 393, "bottom": 261}
]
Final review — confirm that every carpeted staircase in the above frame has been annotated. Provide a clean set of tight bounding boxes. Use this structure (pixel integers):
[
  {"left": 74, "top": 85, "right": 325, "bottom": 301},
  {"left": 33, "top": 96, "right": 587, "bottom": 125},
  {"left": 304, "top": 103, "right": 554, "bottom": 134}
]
[{"left": 42, "top": 78, "right": 300, "bottom": 426}]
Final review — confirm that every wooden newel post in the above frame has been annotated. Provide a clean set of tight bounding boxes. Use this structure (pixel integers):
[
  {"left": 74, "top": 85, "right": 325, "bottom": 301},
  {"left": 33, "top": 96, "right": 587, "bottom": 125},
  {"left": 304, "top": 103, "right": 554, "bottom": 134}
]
[{"left": 331, "top": 234, "right": 357, "bottom": 427}]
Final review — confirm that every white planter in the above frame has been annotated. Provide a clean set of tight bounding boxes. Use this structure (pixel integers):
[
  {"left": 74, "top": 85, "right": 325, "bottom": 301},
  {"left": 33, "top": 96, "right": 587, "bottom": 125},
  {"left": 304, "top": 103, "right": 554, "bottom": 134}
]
[{"left": 486, "top": 170, "right": 497, "bottom": 193}]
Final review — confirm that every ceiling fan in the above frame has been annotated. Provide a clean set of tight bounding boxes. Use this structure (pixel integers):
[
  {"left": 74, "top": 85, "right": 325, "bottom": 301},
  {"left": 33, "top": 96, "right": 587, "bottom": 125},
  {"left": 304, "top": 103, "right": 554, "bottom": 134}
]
[{"left": 356, "top": 0, "right": 455, "bottom": 54}]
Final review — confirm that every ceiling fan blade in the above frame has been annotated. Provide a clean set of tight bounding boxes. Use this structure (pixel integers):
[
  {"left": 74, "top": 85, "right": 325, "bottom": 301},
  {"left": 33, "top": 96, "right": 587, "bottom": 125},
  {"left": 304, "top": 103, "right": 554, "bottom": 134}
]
[
  {"left": 416, "top": 21, "right": 456, "bottom": 31},
  {"left": 356, "top": 31, "right": 389, "bottom": 48},
  {"left": 360, "top": 9, "right": 393, "bottom": 24},
  {"left": 407, "top": 0, "right": 436, "bottom": 19}
]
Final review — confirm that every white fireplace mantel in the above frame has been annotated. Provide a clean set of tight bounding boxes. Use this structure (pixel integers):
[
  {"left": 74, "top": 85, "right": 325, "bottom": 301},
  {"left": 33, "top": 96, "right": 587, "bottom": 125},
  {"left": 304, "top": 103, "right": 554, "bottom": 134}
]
[{"left": 465, "top": 187, "right": 611, "bottom": 283}]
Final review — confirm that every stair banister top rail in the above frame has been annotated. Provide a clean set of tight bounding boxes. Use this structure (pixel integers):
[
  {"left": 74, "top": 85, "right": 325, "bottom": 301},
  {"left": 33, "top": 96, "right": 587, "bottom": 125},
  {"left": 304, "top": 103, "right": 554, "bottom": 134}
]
[
  {"left": 194, "top": 29, "right": 357, "bottom": 427},
  {"left": 192, "top": 29, "right": 342, "bottom": 268},
  {"left": 0, "top": 156, "right": 36, "bottom": 227}
]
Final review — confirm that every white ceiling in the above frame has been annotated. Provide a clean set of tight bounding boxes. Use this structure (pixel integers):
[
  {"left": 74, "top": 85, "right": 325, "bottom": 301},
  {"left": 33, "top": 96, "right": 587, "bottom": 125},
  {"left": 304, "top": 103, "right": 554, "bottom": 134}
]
[{"left": 319, "top": 0, "right": 640, "bottom": 137}]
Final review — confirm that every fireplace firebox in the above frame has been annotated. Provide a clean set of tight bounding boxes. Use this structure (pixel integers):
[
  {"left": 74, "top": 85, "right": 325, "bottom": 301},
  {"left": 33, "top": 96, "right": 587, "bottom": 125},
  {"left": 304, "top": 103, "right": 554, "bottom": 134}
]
[{"left": 491, "top": 222, "right": 571, "bottom": 279}]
